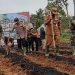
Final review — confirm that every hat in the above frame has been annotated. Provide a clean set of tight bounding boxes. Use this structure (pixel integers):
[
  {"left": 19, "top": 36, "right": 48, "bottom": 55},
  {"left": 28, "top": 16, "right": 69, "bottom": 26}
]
[
  {"left": 51, "top": 6, "right": 57, "bottom": 11},
  {"left": 51, "top": 7, "right": 58, "bottom": 15}
]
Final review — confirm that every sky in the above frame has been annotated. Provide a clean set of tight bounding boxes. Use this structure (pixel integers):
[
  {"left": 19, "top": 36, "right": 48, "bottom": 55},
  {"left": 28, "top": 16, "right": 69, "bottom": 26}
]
[{"left": 0, "top": 0, "right": 74, "bottom": 16}]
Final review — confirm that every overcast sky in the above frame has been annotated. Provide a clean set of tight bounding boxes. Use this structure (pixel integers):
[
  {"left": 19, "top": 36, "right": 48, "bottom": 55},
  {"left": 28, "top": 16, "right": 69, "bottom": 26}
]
[{"left": 0, "top": 0, "right": 74, "bottom": 16}]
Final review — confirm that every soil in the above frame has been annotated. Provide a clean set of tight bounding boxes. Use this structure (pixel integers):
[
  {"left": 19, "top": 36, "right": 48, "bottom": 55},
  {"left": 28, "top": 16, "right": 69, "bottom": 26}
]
[
  {"left": 0, "top": 42, "right": 75, "bottom": 75},
  {"left": 0, "top": 54, "right": 26, "bottom": 75}
]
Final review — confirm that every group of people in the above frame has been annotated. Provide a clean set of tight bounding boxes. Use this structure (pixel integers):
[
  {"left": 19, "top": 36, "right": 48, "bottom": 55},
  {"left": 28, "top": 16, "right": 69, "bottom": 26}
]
[
  {"left": 0, "top": 5, "right": 75, "bottom": 57},
  {"left": 0, "top": 17, "right": 46, "bottom": 56},
  {"left": 0, "top": 6, "right": 62, "bottom": 57},
  {"left": 8, "top": 18, "right": 42, "bottom": 55}
]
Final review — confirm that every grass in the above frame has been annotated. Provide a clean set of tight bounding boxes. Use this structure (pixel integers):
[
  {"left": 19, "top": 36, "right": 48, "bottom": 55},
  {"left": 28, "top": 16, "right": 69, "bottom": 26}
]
[{"left": 60, "top": 31, "right": 70, "bottom": 42}]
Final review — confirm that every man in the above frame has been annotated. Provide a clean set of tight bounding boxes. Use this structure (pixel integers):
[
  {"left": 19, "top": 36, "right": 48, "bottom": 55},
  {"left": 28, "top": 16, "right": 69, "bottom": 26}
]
[
  {"left": 12, "top": 18, "right": 28, "bottom": 55},
  {"left": 26, "top": 22, "right": 34, "bottom": 52},
  {"left": 70, "top": 16, "right": 75, "bottom": 55},
  {"left": 40, "top": 27, "right": 46, "bottom": 51},
  {"left": 28, "top": 28, "right": 39, "bottom": 51},
  {"left": 44, "top": 6, "right": 61, "bottom": 57},
  {"left": 0, "top": 24, "right": 3, "bottom": 47}
]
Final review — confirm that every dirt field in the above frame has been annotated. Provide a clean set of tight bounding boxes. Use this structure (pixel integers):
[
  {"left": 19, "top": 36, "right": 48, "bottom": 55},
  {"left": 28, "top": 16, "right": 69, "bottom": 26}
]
[{"left": 0, "top": 42, "right": 75, "bottom": 75}]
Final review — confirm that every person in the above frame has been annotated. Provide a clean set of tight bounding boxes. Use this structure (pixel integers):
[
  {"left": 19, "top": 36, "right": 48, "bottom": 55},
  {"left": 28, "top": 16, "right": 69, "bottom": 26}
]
[
  {"left": 27, "top": 29, "right": 32, "bottom": 52},
  {"left": 0, "top": 24, "right": 3, "bottom": 47},
  {"left": 6, "top": 37, "right": 14, "bottom": 55},
  {"left": 44, "top": 6, "right": 61, "bottom": 57},
  {"left": 12, "top": 18, "right": 28, "bottom": 55},
  {"left": 40, "top": 27, "right": 46, "bottom": 51},
  {"left": 26, "top": 22, "right": 34, "bottom": 52},
  {"left": 70, "top": 16, "right": 75, "bottom": 55},
  {"left": 30, "top": 28, "right": 39, "bottom": 51}
]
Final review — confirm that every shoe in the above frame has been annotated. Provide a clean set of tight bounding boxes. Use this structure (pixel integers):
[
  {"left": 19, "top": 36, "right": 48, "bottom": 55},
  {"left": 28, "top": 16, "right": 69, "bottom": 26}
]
[
  {"left": 45, "top": 53, "right": 49, "bottom": 57},
  {"left": 73, "top": 53, "right": 75, "bottom": 55},
  {"left": 73, "top": 51, "right": 75, "bottom": 55},
  {"left": 23, "top": 47, "right": 27, "bottom": 56},
  {"left": 56, "top": 53, "right": 62, "bottom": 56},
  {"left": 7, "top": 51, "right": 8, "bottom": 55},
  {"left": 24, "top": 52, "right": 26, "bottom": 56}
]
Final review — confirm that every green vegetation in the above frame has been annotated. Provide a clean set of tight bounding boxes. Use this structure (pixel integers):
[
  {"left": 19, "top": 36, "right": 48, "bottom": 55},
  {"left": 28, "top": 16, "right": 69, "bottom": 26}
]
[
  {"left": 60, "top": 31, "right": 70, "bottom": 41},
  {"left": 30, "top": 9, "right": 44, "bottom": 29},
  {"left": 30, "top": 0, "right": 71, "bottom": 40}
]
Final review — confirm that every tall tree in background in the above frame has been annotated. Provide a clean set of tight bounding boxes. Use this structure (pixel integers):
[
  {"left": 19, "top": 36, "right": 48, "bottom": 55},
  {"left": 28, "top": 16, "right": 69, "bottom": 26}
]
[
  {"left": 30, "top": 9, "right": 44, "bottom": 29},
  {"left": 46, "top": 0, "right": 71, "bottom": 31},
  {"left": 30, "top": 0, "right": 69, "bottom": 29},
  {"left": 36, "top": 9, "right": 44, "bottom": 28},
  {"left": 30, "top": 14, "right": 37, "bottom": 28},
  {"left": 47, "top": 0, "right": 68, "bottom": 16}
]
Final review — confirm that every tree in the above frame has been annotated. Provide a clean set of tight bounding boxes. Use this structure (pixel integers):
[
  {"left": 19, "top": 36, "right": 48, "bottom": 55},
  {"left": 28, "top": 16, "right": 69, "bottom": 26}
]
[
  {"left": 47, "top": 0, "right": 68, "bottom": 16},
  {"left": 30, "top": 9, "right": 44, "bottom": 29},
  {"left": 46, "top": 0, "right": 71, "bottom": 32},
  {"left": 36, "top": 9, "right": 44, "bottom": 28},
  {"left": 46, "top": 1, "right": 66, "bottom": 16},
  {"left": 30, "top": 0, "right": 69, "bottom": 29},
  {"left": 30, "top": 14, "right": 37, "bottom": 28}
]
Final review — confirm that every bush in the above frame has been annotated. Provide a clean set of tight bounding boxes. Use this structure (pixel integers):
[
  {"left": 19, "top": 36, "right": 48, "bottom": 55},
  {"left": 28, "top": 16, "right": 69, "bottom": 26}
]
[{"left": 60, "top": 31, "right": 70, "bottom": 41}]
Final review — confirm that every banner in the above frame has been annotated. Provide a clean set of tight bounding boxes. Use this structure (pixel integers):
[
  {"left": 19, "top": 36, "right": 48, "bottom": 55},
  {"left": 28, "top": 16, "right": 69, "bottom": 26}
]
[{"left": 0, "top": 12, "right": 30, "bottom": 37}]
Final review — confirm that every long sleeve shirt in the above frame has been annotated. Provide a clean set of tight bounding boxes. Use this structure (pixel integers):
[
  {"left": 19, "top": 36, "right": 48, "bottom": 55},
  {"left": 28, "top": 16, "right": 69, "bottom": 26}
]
[{"left": 13, "top": 23, "right": 27, "bottom": 39}]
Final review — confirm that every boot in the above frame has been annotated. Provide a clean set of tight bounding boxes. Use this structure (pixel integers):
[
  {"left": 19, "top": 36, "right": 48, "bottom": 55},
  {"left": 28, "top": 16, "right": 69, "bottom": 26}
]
[
  {"left": 7, "top": 50, "right": 9, "bottom": 55},
  {"left": 72, "top": 46, "right": 75, "bottom": 55},
  {"left": 45, "top": 45, "right": 49, "bottom": 57},
  {"left": 23, "top": 47, "right": 27, "bottom": 56},
  {"left": 26, "top": 46, "right": 28, "bottom": 53},
  {"left": 6, "top": 49, "right": 10, "bottom": 55},
  {"left": 55, "top": 45, "right": 62, "bottom": 56}
]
